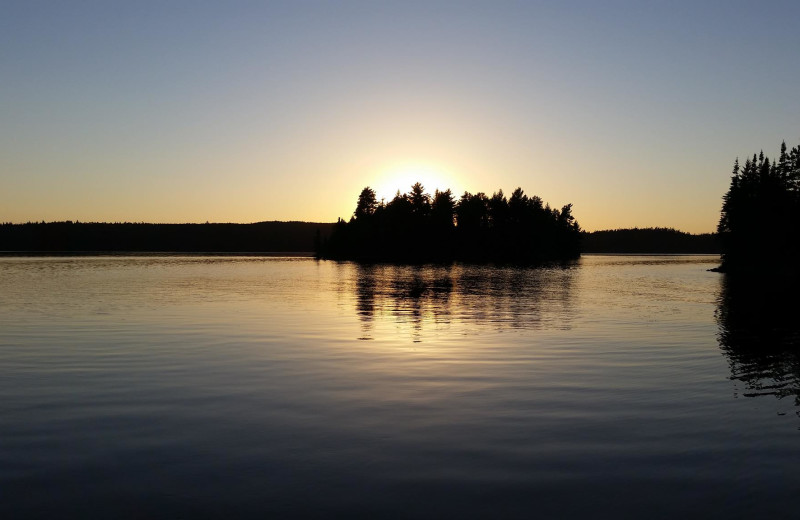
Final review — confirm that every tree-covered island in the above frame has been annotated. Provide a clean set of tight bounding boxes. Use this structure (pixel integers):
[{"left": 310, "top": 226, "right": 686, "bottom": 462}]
[
  {"left": 317, "top": 183, "right": 581, "bottom": 263},
  {"left": 717, "top": 140, "right": 800, "bottom": 275}
]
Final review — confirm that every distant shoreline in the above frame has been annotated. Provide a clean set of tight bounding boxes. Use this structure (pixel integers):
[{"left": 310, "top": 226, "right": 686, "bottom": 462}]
[
  {"left": 580, "top": 228, "right": 719, "bottom": 255},
  {"left": 0, "top": 221, "right": 334, "bottom": 254},
  {"left": 0, "top": 222, "right": 719, "bottom": 256}
]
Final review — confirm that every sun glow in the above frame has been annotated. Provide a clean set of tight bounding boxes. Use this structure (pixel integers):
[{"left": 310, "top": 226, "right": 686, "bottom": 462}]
[{"left": 373, "top": 164, "right": 459, "bottom": 203}]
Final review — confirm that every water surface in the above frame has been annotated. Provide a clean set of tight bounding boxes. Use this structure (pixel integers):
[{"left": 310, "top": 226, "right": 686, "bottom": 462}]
[{"left": 1, "top": 255, "right": 797, "bottom": 518}]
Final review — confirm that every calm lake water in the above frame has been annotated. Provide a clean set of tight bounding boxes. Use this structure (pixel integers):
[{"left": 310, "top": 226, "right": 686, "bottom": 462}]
[{"left": 1, "top": 255, "right": 798, "bottom": 518}]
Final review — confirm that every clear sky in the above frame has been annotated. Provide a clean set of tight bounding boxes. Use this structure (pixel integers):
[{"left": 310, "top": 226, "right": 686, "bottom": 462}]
[{"left": 2, "top": 1, "right": 798, "bottom": 232}]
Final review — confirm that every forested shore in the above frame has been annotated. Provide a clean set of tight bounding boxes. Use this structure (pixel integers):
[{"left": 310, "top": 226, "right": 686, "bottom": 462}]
[
  {"left": 582, "top": 228, "right": 719, "bottom": 254},
  {"left": 0, "top": 221, "right": 333, "bottom": 253},
  {"left": 717, "top": 140, "right": 800, "bottom": 274},
  {"left": 1, "top": 214, "right": 720, "bottom": 257}
]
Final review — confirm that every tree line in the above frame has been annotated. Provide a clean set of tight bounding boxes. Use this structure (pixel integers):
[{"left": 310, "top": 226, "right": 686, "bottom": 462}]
[
  {"left": 317, "top": 183, "right": 581, "bottom": 262},
  {"left": 718, "top": 140, "right": 800, "bottom": 273},
  {"left": 582, "top": 228, "right": 719, "bottom": 254},
  {"left": 0, "top": 221, "right": 333, "bottom": 253}
]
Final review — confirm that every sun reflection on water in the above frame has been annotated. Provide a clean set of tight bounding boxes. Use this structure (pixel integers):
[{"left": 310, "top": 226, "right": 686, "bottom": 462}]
[{"left": 338, "top": 262, "right": 578, "bottom": 343}]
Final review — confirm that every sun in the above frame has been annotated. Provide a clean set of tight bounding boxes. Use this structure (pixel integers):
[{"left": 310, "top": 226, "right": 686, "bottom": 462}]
[{"left": 373, "top": 163, "right": 458, "bottom": 203}]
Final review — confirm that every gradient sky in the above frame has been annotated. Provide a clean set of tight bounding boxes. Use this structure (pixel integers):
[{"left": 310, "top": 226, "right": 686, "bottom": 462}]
[{"left": 2, "top": 1, "right": 798, "bottom": 232}]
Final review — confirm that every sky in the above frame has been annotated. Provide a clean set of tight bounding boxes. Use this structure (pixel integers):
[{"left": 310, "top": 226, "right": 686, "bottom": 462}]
[{"left": 2, "top": 1, "right": 798, "bottom": 233}]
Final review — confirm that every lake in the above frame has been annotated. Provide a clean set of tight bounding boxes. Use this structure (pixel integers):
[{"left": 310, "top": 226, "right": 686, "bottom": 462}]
[{"left": 1, "top": 255, "right": 798, "bottom": 518}]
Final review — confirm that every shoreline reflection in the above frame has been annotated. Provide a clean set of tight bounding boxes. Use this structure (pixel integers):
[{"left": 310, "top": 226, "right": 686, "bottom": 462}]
[
  {"left": 717, "top": 275, "right": 800, "bottom": 413},
  {"left": 345, "top": 262, "right": 577, "bottom": 341}
]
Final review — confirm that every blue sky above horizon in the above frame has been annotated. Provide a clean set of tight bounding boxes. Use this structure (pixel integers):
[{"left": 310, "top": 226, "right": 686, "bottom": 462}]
[{"left": 2, "top": 1, "right": 798, "bottom": 232}]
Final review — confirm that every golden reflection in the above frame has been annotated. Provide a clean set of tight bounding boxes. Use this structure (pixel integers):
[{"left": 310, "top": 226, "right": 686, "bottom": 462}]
[{"left": 344, "top": 262, "right": 577, "bottom": 342}]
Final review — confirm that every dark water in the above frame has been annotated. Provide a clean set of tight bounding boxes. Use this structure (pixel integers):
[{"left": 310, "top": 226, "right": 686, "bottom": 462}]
[{"left": 1, "top": 255, "right": 798, "bottom": 518}]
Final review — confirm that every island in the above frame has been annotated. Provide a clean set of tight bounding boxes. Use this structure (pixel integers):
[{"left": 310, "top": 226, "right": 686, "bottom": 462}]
[{"left": 316, "top": 183, "right": 581, "bottom": 263}]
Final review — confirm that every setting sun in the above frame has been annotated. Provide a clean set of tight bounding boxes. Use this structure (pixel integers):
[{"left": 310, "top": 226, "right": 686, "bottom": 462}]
[{"left": 373, "top": 163, "right": 460, "bottom": 203}]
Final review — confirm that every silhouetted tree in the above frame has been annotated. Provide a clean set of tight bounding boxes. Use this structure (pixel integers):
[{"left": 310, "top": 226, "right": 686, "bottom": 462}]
[
  {"left": 409, "top": 182, "right": 431, "bottom": 217},
  {"left": 355, "top": 187, "right": 378, "bottom": 220},
  {"left": 488, "top": 189, "right": 509, "bottom": 229},
  {"left": 431, "top": 189, "right": 456, "bottom": 228},
  {"left": 718, "top": 140, "right": 800, "bottom": 274},
  {"left": 508, "top": 187, "right": 528, "bottom": 224},
  {"left": 455, "top": 191, "right": 489, "bottom": 232}
]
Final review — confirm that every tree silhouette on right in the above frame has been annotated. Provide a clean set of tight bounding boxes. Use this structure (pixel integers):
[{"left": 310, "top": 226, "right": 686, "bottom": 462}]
[{"left": 717, "top": 140, "right": 800, "bottom": 274}]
